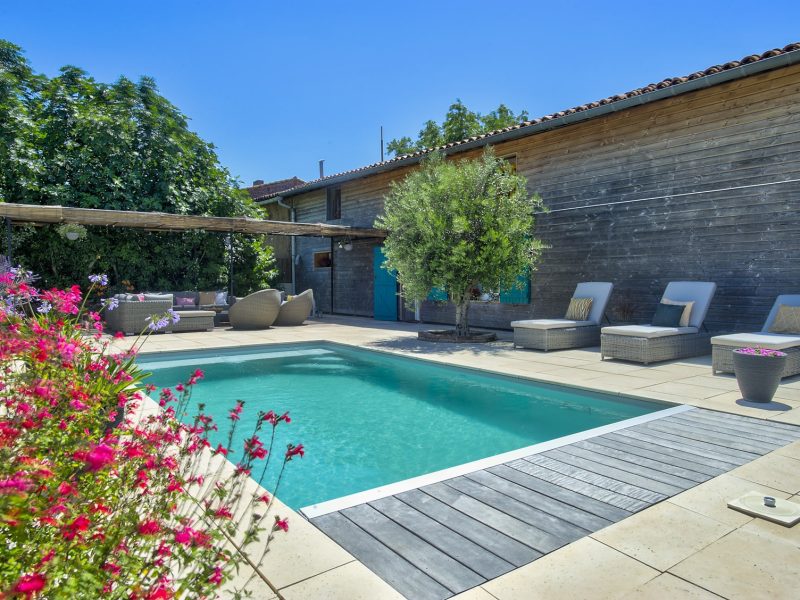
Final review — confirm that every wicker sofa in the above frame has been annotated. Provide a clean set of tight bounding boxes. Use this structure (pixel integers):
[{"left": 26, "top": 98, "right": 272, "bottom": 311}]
[
  {"left": 104, "top": 293, "right": 216, "bottom": 335},
  {"left": 229, "top": 289, "right": 282, "bottom": 329},
  {"left": 273, "top": 289, "right": 314, "bottom": 326},
  {"left": 510, "top": 282, "right": 613, "bottom": 351},
  {"left": 600, "top": 281, "right": 717, "bottom": 364},
  {"left": 711, "top": 294, "right": 800, "bottom": 377}
]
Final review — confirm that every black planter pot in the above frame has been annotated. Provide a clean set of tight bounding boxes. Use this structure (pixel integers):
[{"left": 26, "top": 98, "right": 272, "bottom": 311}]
[{"left": 732, "top": 350, "right": 787, "bottom": 403}]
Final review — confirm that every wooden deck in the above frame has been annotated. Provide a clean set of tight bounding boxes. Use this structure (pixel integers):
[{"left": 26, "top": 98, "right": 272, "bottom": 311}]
[{"left": 311, "top": 408, "right": 800, "bottom": 600}]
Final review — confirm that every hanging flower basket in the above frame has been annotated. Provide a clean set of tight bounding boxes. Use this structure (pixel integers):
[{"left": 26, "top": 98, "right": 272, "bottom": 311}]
[{"left": 732, "top": 347, "right": 787, "bottom": 403}]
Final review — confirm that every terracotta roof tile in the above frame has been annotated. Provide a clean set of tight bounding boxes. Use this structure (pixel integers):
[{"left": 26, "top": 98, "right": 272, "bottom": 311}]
[{"left": 266, "top": 42, "right": 800, "bottom": 199}]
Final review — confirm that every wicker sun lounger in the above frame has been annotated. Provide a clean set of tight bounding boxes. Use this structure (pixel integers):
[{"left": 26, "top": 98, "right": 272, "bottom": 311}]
[
  {"left": 601, "top": 281, "right": 717, "bottom": 364},
  {"left": 273, "top": 289, "right": 314, "bottom": 326},
  {"left": 229, "top": 289, "right": 282, "bottom": 330},
  {"left": 511, "top": 282, "right": 613, "bottom": 351},
  {"left": 711, "top": 294, "right": 800, "bottom": 377}
]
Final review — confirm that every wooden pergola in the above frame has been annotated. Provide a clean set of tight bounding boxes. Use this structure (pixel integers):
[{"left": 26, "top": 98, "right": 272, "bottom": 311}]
[{"left": 0, "top": 202, "right": 387, "bottom": 238}]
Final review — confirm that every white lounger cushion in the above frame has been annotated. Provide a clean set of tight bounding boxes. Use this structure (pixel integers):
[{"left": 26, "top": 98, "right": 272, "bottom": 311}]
[
  {"left": 511, "top": 319, "right": 595, "bottom": 330},
  {"left": 710, "top": 332, "right": 800, "bottom": 350},
  {"left": 602, "top": 325, "right": 699, "bottom": 339}
]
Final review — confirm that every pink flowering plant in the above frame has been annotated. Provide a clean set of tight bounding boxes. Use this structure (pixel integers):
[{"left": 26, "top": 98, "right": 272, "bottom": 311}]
[
  {"left": 0, "top": 269, "right": 302, "bottom": 598},
  {"left": 734, "top": 346, "right": 787, "bottom": 357}
]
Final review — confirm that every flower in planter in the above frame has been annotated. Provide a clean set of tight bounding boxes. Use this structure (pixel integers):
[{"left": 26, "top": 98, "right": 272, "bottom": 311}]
[{"left": 735, "top": 346, "right": 787, "bottom": 357}]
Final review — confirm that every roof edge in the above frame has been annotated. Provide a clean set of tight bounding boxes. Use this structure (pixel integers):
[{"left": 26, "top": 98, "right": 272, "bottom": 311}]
[{"left": 266, "top": 44, "right": 800, "bottom": 201}]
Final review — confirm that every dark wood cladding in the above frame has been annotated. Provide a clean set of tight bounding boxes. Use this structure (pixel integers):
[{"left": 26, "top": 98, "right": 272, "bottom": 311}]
[{"left": 290, "top": 62, "right": 800, "bottom": 331}]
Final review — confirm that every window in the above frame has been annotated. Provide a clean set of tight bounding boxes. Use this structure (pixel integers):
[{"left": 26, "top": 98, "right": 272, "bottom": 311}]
[
  {"left": 326, "top": 187, "right": 341, "bottom": 220},
  {"left": 313, "top": 251, "right": 332, "bottom": 269}
]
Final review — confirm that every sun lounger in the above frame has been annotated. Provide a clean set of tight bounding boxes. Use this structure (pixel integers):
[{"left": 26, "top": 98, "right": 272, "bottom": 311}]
[
  {"left": 601, "top": 281, "right": 716, "bottom": 364},
  {"left": 511, "top": 282, "right": 613, "bottom": 351},
  {"left": 711, "top": 294, "right": 800, "bottom": 377},
  {"left": 229, "top": 289, "right": 282, "bottom": 329}
]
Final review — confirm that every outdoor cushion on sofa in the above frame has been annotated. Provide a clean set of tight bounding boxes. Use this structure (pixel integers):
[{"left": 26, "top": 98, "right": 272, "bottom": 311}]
[{"left": 602, "top": 325, "right": 699, "bottom": 339}]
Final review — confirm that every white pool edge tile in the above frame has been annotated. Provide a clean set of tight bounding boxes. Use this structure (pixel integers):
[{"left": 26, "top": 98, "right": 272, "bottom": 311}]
[{"left": 300, "top": 403, "right": 695, "bottom": 519}]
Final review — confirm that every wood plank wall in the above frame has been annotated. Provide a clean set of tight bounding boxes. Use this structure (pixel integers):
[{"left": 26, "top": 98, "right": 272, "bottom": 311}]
[{"left": 288, "top": 62, "right": 800, "bottom": 331}]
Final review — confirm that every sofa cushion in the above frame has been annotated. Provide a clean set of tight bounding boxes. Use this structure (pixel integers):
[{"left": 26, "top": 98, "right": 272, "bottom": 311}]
[
  {"left": 602, "top": 325, "right": 699, "bottom": 339},
  {"left": 711, "top": 332, "right": 800, "bottom": 350},
  {"left": 565, "top": 297, "right": 593, "bottom": 321},
  {"left": 511, "top": 319, "right": 595, "bottom": 330},
  {"left": 198, "top": 291, "right": 217, "bottom": 306},
  {"left": 143, "top": 293, "right": 173, "bottom": 302},
  {"left": 215, "top": 291, "right": 228, "bottom": 305}
]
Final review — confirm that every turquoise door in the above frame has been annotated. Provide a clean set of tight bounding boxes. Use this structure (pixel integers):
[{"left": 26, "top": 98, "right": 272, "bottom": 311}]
[{"left": 373, "top": 247, "right": 398, "bottom": 321}]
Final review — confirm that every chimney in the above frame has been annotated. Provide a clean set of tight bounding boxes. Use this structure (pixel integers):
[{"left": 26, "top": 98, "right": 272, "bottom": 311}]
[
  {"left": 252, "top": 179, "right": 264, "bottom": 186},
  {"left": 318, "top": 160, "right": 325, "bottom": 179}
]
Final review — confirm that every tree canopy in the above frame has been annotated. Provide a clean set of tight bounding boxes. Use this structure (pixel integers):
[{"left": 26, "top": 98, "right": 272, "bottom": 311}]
[
  {"left": 376, "top": 149, "right": 545, "bottom": 336},
  {"left": 0, "top": 39, "right": 277, "bottom": 293},
  {"left": 386, "top": 100, "right": 529, "bottom": 158}
]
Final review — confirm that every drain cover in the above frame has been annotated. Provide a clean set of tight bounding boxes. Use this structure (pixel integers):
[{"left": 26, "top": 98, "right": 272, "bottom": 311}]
[{"left": 728, "top": 492, "right": 800, "bottom": 527}]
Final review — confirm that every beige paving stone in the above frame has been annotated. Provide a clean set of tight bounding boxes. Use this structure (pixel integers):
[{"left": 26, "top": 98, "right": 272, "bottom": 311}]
[
  {"left": 279, "top": 561, "right": 404, "bottom": 600},
  {"left": 620, "top": 573, "right": 723, "bottom": 599},
  {"left": 591, "top": 501, "right": 734, "bottom": 571},
  {"left": 668, "top": 474, "right": 790, "bottom": 527},
  {"left": 679, "top": 374, "right": 741, "bottom": 392},
  {"left": 482, "top": 537, "right": 658, "bottom": 600},
  {"left": 670, "top": 528, "right": 800, "bottom": 600},
  {"left": 640, "top": 381, "right": 730, "bottom": 400},
  {"left": 219, "top": 563, "right": 278, "bottom": 599},
  {"left": 739, "top": 513, "right": 800, "bottom": 549},
  {"left": 774, "top": 440, "right": 800, "bottom": 460},
  {"left": 576, "top": 373, "right": 667, "bottom": 392},
  {"left": 728, "top": 453, "right": 800, "bottom": 494},
  {"left": 449, "top": 586, "right": 499, "bottom": 600},
  {"left": 769, "top": 408, "right": 800, "bottom": 426}
]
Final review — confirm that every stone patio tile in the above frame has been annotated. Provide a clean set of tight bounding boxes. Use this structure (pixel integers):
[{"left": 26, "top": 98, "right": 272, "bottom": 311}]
[
  {"left": 482, "top": 537, "right": 658, "bottom": 600},
  {"left": 640, "top": 381, "right": 730, "bottom": 400},
  {"left": 668, "top": 473, "right": 790, "bottom": 527},
  {"left": 689, "top": 394, "right": 794, "bottom": 419},
  {"left": 567, "top": 374, "right": 658, "bottom": 393},
  {"left": 591, "top": 501, "right": 734, "bottom": 571},
  {"left": 768, "top": 408, "right": 800, "bottom": 425},
  {"left": 574, "top": 360, "right": 652, "bottom": 375},
  {"left": 727, "top": 453, "right": 800, "bottom": 495},
  {"left": 450, "top": 586, "right": 499, "bottom": 599},
  {"left": 218, "top": 563, "right": 278, "bottom": 599},
  {"left": 774, "top": 440, "right": 800, "bottom": 460},
  {"left": 739, "top": 513, "right": 800, "bottom": 549},
  {"left": 523, "top": 366, "right": 605, "bottom": 381},
  {"left": 670, "top": 528, "right": 800, "bottom": 600},
  {"left": 620, "top": 573, "right": 723, "bottom": 599},
  {"left": 279, "top": 561, "right": 404, "bottom": 600},
  {"left": 679, "top": 374, "right": 741, "bottom": 392}
]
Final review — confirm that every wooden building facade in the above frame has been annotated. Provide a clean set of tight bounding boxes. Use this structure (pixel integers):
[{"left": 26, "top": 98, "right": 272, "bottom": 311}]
[{"left": 264, "top": 44, "right": 800, "bottom": 332}]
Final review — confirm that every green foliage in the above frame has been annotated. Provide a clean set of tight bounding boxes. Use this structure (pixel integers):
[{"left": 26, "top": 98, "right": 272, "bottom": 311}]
[
  {"left": 0, "top": 39, "right": 277, "bottom": 293},
  {"left": 376, "top": 149, "right": 545, "bottom": 335},
  {"left": 386, "top": 99, "right": 529, "bottom": 157}
]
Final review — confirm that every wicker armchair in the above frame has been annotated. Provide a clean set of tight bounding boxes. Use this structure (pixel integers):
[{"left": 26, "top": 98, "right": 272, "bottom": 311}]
[
  {"left": 104, "top": 299, "right": 173, "bottom": 336},
  {"left": 228, "top": 289, "right": 282, "bottom": 329},
  {"left": 711, "top": 294, "right": 800, "bottom": 377},
  {"left": 273, "top": 289, "right": 314, "bottom": 326},
  {"left": 601, "top": 281, "right": 717, "bottom": 364},
  {"left": 511, "top": 282, "right": 613, "bottom": 351}
]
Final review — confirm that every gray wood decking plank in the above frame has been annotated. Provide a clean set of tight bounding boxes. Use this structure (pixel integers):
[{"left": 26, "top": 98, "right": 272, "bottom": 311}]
[
  {"left": 543, "top": 448, "right": 687, "bottom": 497},
  {"left": 396, "top": 489, "right": 540, "bottom": 567},
  {"left": 486, "top": 464, "right": 633, "bottom": 522},
  {"left": 564, "top": 441, "right": 709, "bottom": 485},
  {"left": 673, "top": 411, "right": 800, "bottom": 445},
  {"left": 312, "top": 512, "right": 451, "bottom": 600},
  {"left": 342, "top": 503, "right": 484, "bottom": 594},
  {"left": 507, "top": 458, "right": 651, "bottom": 513},
  {"left": 613, "top": 428, "right": 750, "bottom": 466},
  {"left": 604, "top": 429, "right": 741, "bottom": 471},
  {"left": 666, "top": 413, "right": 792, "bottom": 448},
  {"left": 370, "top": 496, "right": 514, "bottom": 581},
  {"left": 588, "top": 435, "right": 726, "bottom": 478},
  {"left": 645, "top": 418, "right": 780, "bottom": 454},
  {"left": 694, "top": 408, "right": 800, "bottom": 434},
  {"left": 522, "top": 455, "right": 666, "bottom": 504},
  {"left": 639, "top": 421, "right": 770, "bottom": 456},
  {"left": 464, "top": 470, "right": 612, "bottom": 532},
  {"left": 421, "top": 482, "right": 566, "bottom": 554}
]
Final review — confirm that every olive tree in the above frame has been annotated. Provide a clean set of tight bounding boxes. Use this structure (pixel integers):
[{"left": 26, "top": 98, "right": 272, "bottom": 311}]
[{"left": 376, "top": 149, "right": 545, "bottom": 337}]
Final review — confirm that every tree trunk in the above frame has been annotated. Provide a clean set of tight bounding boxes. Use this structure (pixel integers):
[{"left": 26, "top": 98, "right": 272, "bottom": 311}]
[{"left": 454, "top": 298, "right": 470, "bottom": 337}]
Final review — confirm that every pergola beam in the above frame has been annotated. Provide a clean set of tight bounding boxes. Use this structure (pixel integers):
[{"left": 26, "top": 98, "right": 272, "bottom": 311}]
[{"left": 0, "top": 203, "right": 387, "bottom": 239}]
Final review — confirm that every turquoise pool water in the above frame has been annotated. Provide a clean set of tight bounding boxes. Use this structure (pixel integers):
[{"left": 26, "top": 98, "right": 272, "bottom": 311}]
[{"left": 138, "top": 343, "right": 663, "bottom": 510}]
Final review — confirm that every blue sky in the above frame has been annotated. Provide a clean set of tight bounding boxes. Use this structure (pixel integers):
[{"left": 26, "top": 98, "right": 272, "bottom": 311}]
[{"left": 2, "top": 1, "right": 798, "bottom": 187}]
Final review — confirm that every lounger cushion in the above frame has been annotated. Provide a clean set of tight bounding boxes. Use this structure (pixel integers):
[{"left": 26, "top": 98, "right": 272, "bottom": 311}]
[
  {"left": 565, "top": 297, "right": 593, "bottom": 321},
  {"left": 511, "top": 319, "right": 595, "bottom": 330},
  {"left": 602, "top": 325, "right": 699, "bottom": 339},
  {"left": 768, "top": 305, "right": 800, "bottom": 334},
  {"left": 711, "top": 332, "right": 800, "bottom": 350}
]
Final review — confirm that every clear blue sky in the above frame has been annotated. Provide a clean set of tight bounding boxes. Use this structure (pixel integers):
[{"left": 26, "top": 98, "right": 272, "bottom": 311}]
[{"left": 2, "top": 1, "right": 798, "bottom": 186}]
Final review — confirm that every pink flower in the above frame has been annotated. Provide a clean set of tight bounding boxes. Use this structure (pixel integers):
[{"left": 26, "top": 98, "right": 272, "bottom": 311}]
[
  {"left": 286, "top": 443, "right": 304, "bottom": 460},
  {"left": 138, "top": 519, "right": 161, "bottom": 535},
  {"left": 274, "top": 518, "right": 289, "bottom": 532},
  {"left": 12, "top": 573, "right": 46, "bottom": 597},
  {"left": 83, "top": 443, "right": 116, "bottom": 471},
  {"left": 208, "top": 566, "right": 224, "bottom": 585}
]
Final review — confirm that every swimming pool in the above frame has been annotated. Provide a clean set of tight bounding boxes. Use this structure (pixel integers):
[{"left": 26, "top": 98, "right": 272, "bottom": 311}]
[{"left": 138, "top": 343, "right": 668, "bottom": 511}]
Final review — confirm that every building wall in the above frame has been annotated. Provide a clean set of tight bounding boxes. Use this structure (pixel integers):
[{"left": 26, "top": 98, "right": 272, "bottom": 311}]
[{"left": 288, "top": 62, "right": 800, "bottom": 331}]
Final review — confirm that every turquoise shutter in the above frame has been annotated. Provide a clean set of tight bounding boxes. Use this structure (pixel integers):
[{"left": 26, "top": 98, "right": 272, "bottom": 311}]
[
  {"left": 427, "top": 286, "right": 448, "bottom": 302},
  {"left": 500, "top": 274, "right": 531, "bottom": 304}
]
